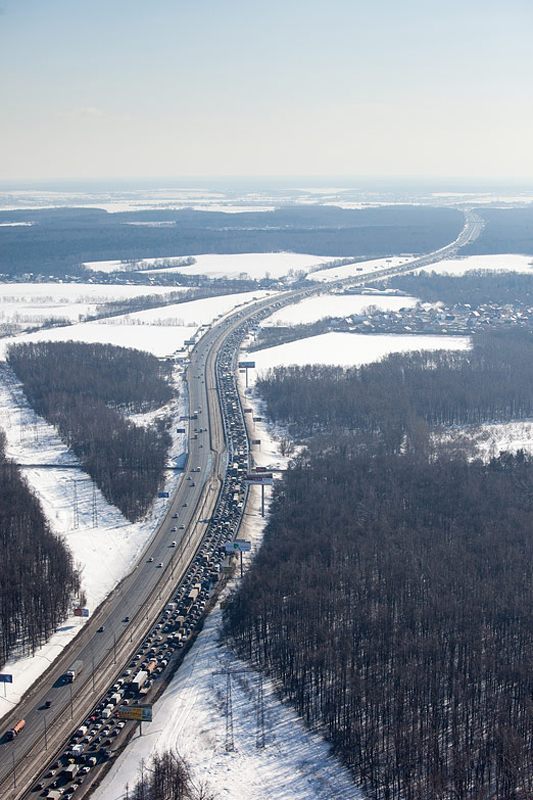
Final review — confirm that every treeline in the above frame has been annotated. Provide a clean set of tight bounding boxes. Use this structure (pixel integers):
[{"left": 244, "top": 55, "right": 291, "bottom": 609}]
[
  {"left": 257, "top": 330, "right": 533, "bottom": 451},
  {"left": 0, "top": 431, "right": 80, "bottom": 668},
  {"left": 384, "top": 269, "right": 533, "bottom": 306},
  {"left": 0, "top": 205, "right": 463, "bottom": 277},
  {"left": 8, "top": 342, "right": 173, "bottom": 520},
  {"left": 225, "top": 447, "right": 533, "bottom": 799},
  {"left": 129, "top": 751, "right": 215, "bottom": 800}
]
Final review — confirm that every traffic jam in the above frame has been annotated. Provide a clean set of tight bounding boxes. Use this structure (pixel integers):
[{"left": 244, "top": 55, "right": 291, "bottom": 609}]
[{"left": 25, "top": 307, "right": 272, "bottom": 799}]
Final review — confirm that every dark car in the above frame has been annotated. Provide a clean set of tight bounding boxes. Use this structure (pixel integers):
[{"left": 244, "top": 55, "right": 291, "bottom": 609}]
[
  {"left": 97, "top": 625, "right": 105, "bottom": 633},
  {"left": 44, "top": 700, "right": 52, "bottom": 709}
]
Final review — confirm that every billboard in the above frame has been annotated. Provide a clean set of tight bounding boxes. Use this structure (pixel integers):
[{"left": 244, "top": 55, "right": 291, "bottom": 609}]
[
  {"left": 158, "top": 491, "right": 170, "bottom": 498},
  {"left": 252, "top": 417, "right": 263, "bottom": 422},
  {"left": 73, "top": 607, "right": 90, "bottom": 618},
  {"left": 225, "top": 539, "right": 252, "bottom": 554},
  {"left": 0, "top": 674, "right": 13, "bottom": 684},
  {"left": 116, "top": 705, "right": 153, "bottom": 722},
  {"left": 238, "top": 361, "right": 256, "bottom": 369},
  {"left": 251, "top": 439, "right": 261, "bottom": 445},
  {"left": 244, "top": 408, "right": 253, "bottom": 414},
  {"left": 245, "top": 472, "right": 273, "bottom": 486}
]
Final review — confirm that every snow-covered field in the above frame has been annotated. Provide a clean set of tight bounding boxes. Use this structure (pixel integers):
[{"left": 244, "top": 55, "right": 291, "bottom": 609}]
[
  {"left": 414, "top": 253, "right": 533, "bottom": 275},
  {"left": 0, "top": 367, "right": 188, "bottom": 722},
  {"left": 0, "top": 291, "right": 273, "bottom": 359},
  {"left": 311, "top": 255, "right": 414, "bottom": 282},
  {"left": 93, "top": 370, "right": 362, "bottom": 800},
  {"left": 0, "top": 283, "right": 187, "bottom": 331},
  {"left": 84, "top": 253, "right": 337, "bottom": 280},
  {"left": 435, "top": 420, "right": 533, "bottom": 461},
  {"left": 265, "top": 292, "right": 418, "bottom": 326},
  {"left": 247, "top": 332, "right": 471, "bottom": 372}
]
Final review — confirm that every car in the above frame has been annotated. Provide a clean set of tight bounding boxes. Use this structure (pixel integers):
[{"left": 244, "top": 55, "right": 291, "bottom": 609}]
[
  {"left": 32, "top": 782, "right": 44, "bottom": 792},
  {"left": 182, "top": 502, "right": 188, "bottom": 507},
  {"left": 123, "top": 616, "right": 130, "bottom": 623},
  {"left": 170, "top": 540, "right": 176, "bottom": 547},
  {"left": 97, "top": 625, "right": 105, "bottom": 633},
  {"left": 171, "top": 526, "right": 177, "bottom": 532},
  {"left": 44, "top": 699, "right": 52, "bottom": 709},
  {"left": 148, "top": 556, "right": 154, "bottom": 563},
  {"left": 172, "top": 513, "right": 179, "bottom": 518},
  {"left": 157, "top": 562, "right": 163, "bottom": 568},
  {"left": 179, "top": 524, "right": 185, "bottom": 529}
]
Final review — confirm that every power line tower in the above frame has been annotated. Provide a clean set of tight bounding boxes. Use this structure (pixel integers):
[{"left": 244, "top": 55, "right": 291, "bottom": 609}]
[
  {"left": 92, "top": 482, "right": 98, "bottom": 528},
  {"left": 71, "top": 479, "right": 80, "bottom": 529},
  {"left": 256, "top": 671, "right": 266, "bottom": 749}
]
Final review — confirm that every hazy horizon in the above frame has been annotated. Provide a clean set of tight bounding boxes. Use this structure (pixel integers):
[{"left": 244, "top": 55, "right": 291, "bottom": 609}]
[{"left": 2, "top": 0, "right": 533, "bottom": 182}]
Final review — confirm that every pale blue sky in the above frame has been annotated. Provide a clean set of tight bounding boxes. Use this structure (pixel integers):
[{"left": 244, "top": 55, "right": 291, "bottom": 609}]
[{"left": 1, "top": 0, "right": 532, "bottom": 180}]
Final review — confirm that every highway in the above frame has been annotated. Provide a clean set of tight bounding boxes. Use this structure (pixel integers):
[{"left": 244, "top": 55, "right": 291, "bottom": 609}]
[{"left": 0, "top": 208, "right": 482, "bottom": 798}]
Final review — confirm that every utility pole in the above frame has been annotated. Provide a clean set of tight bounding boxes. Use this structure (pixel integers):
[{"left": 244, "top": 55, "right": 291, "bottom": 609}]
[
  {"left": 43, "top": 714, "right": 48, "bottom": 751},
  {"left": 256, "top": 672, "right": 265, "bottom": 749},
  {"left": 71, "top": 479, "right": 79, "bottom": 529},
  {"left": 92, "top": 482, "right": 98, "bottom": 528}
]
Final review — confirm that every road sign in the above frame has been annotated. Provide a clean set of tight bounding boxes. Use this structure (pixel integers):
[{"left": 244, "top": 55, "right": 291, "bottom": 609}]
[
  {"left": 116, "top": 705, "right": 153, "bottom": 722},
  {"left": 245, "top": 472, "right": 273, "bottom": 486},
  {"left": 238, "top": 361, "right": 256, "bottom": 369},
  {"left": 0, "top": 674, "right": 13, "bottom": 684},
  {"left": 225, "top": 539, "right": 252, "bottom": 553}
]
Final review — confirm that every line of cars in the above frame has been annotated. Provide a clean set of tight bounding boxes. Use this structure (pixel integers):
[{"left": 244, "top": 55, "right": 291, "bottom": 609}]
[{"left": 29, "top": 311, "right": 262, "bottom": 799}]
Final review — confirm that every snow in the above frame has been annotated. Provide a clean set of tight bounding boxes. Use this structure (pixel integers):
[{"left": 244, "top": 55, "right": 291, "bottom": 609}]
[
  {"left": 414, "top": 253, "right": 533, "bottom": 276},
  {"left": 0, "top": 283, "right": 189, "bottom": 331},
  {"left": 0, "top": 291, "right": 273, "bottom": 359},
  {"left": 435, "top": 420, "right": 533, "bottom": 461},
  {"left": 92, "top": 369, "right": 361, "bottom": 800},
  {"left": 311, "top": 256, "right": 414, "bottom": 282},
  {"left": 246, "top": 332, "right": 471, "bottom": 372},
  {"left": 0, "top": 367, "right": 189, "bottom": 722},
  {"left": 265, "top": 293, "right": 418, "bottom": 326},
  {"left": 0, "top": 221, "right": 34, "bottom": 227},
  {"left": 84, "top": 253, "right": 336, "bottom": 280}
]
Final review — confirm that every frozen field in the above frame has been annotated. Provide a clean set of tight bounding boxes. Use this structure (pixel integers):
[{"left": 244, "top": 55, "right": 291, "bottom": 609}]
[
  {"left": 0, "top": 282, "right": 187, "bottom": 330},
  {"left": 265, "top": 292, "right": 418, "bottom": 326},
  {"left": 247, "top": 332, "right": 471, "bottom": 372},
  {"left": 436, "top": 420, "right": 533, "bottom": 461},
  {"left": 0, "top": 291, "right": 273, "bottom": 358},
  {"left": 414, "top": 253, "right": 533, "bottom": 275},
  {"left": 84, "top": 252, "right": 336, "bottom": 280}
]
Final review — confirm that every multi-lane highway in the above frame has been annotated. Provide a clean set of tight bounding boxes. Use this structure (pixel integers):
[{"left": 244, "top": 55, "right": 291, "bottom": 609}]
[{"left": 0, "top": 208, "right": 482, "bottom": 798}]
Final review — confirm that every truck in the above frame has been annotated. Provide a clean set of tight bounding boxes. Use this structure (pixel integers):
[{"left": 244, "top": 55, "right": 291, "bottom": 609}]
[
  {"left": 61, "top": 763, "right": 79, "bottom": 780},
  {"left": 145, "top": 659, "right": 158, "bottom": 675},
  {"left": 75, "top": 724, "right": 88, "bottom": 738},
  {"left": 65, "top": 660, "right": 84, "bottom": 683},
  {"left": 5, "top": 719, "right": 25, "bottom": 740},
  {"left": 130, "top": 669, "right": 148, "bottom": 692}
]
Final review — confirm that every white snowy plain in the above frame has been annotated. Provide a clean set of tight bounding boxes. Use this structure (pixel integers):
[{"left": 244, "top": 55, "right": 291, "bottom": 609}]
[
  {"left": 246, "top": 332, "right": 471, "bottom": 372},
  {"left": 0, "top": 282, "right": 188, "bottom": 330},
  {"left": 264, "top": 293, "right": 418, "bottom": 326},
  {"left": 83, "top": 253, "right": 337, "bottom": 280},
  {"left": 0, "top": 291, "right": 273, "bottom": 359},
  {"left": 413, "top": 253, "right": 533, "bottom": 275}
]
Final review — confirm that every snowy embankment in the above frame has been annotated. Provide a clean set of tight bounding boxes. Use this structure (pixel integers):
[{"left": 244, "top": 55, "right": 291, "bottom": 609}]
[{"left": 92, "top": 365, "right": 362, "bottom": 800}]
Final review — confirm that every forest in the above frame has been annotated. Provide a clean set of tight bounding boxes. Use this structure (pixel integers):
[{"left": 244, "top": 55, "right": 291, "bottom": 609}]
[
  {"left": 0, "top": 205, "right": 463, "bottom": 277},
  {"left": 462, "top": 207, "right": 533, "bottom": 255},
  {"left": 256, "top": 330, "right": 533, "bottom": 451},
  {"left": 8, "top": 342, "right": 173, "bottom": 520},
  {"left": 129, "top": 750, "right": 215, "bottom": 800},
  {"left": 224, "top": 328, "right": 533, "bottom": 799},
  {"left": 0, "top": 430, "right": 80, "bottom": 669},
  {"left": 384, "top": 269, "right": 533, "bottom": 306}
]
